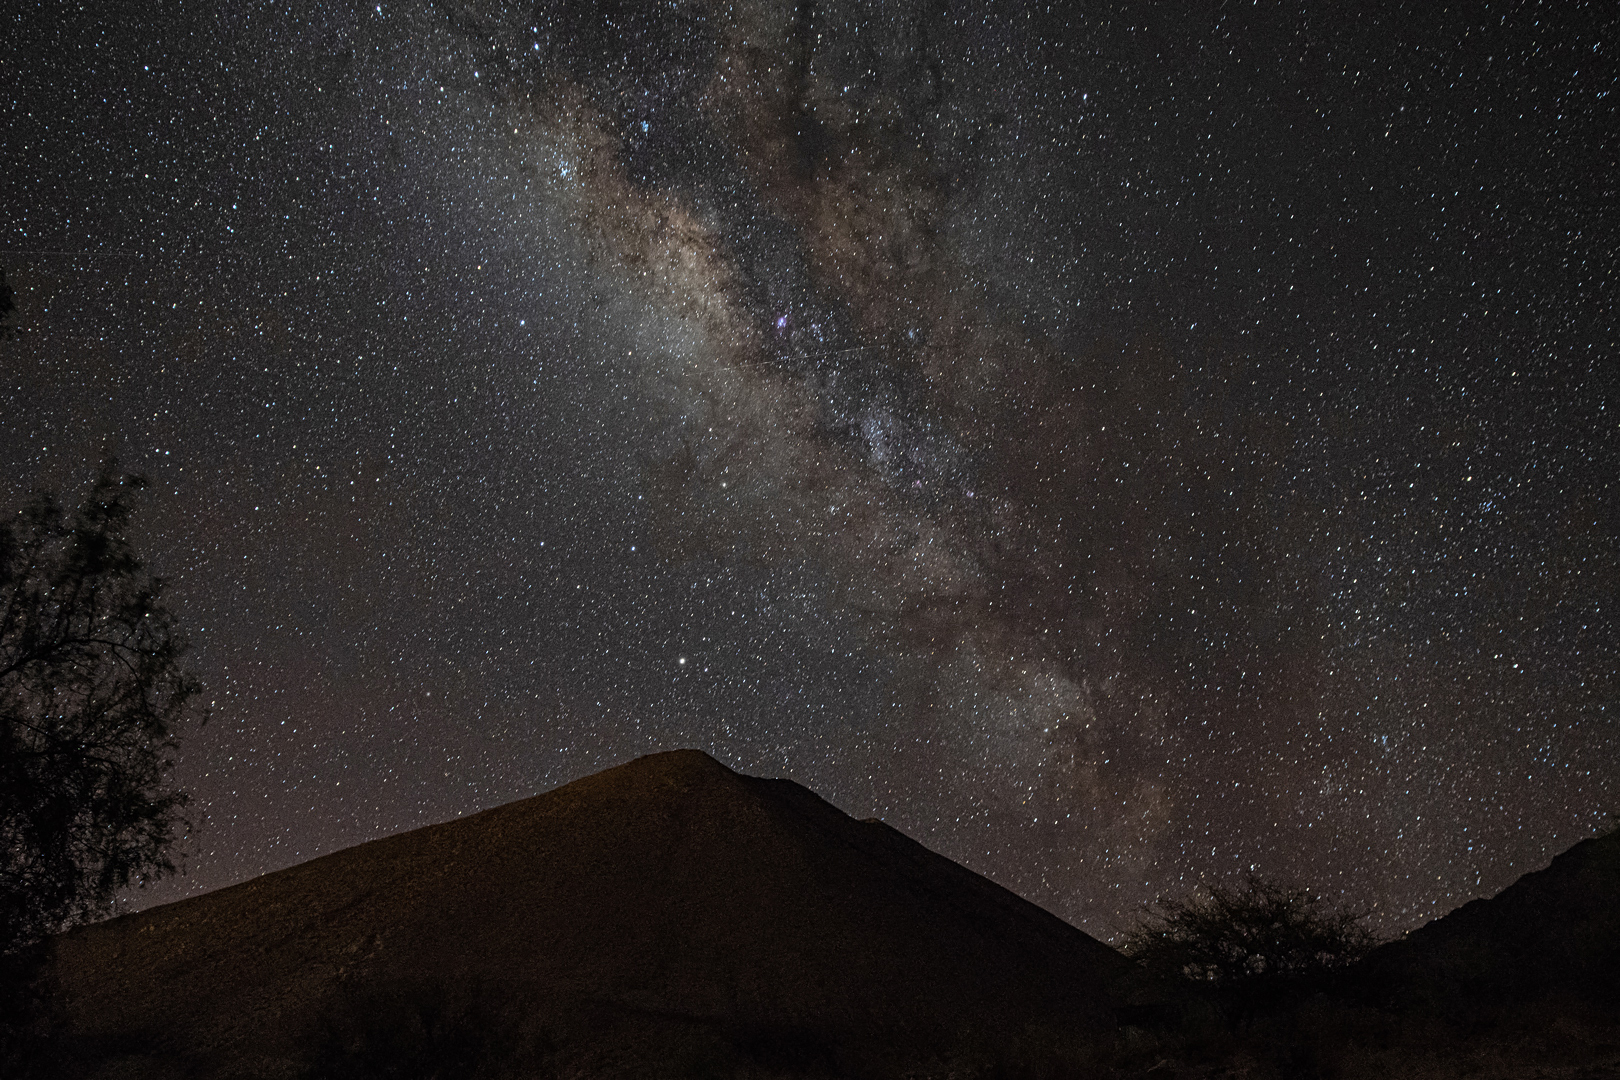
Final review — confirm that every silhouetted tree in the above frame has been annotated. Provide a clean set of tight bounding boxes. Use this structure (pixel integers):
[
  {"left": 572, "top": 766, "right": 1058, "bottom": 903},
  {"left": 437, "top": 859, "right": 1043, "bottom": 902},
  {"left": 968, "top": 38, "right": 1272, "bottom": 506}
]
[
  {"left": 1121, "top": 875, "right": 1378, "bottom": 992},
  {"left": 0, "top": 465, "right": 200, "bottom": 958},
  {"left": 0, "top": 267, "right": 16, "bottom": 340}
]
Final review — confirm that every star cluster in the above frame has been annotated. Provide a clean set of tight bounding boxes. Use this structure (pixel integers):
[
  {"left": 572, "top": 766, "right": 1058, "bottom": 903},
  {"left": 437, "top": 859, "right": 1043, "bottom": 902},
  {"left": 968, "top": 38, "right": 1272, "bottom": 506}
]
[{"left": 2, "top": 0, "right": 1615, "bottom": 936}]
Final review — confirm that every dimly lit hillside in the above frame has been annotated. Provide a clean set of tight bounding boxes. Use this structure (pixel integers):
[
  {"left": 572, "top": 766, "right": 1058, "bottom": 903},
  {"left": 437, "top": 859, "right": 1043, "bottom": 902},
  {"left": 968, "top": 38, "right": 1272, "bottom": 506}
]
[
  {"left": 42, "top": 750, "right": 1128, "bottom": 1078},
  {"left": 27, "top": 754, "right": 1620, "bottom": 1079},
  {"left": 1355, "top": 825, "right": 1620, "bottom": 1018}
]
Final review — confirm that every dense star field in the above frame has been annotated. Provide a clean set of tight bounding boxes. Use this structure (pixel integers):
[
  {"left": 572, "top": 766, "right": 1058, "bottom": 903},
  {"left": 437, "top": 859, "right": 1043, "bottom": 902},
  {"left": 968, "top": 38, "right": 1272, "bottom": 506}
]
[{"left": 2, "top": 0, "right": 1615, "bottom": 937}]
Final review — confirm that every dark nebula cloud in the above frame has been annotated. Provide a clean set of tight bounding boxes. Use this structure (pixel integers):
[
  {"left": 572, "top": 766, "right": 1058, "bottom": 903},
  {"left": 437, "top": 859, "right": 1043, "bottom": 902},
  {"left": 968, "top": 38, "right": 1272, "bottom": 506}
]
[{"left": 3, "top": 0, "right": 1615, "bottom": 935}]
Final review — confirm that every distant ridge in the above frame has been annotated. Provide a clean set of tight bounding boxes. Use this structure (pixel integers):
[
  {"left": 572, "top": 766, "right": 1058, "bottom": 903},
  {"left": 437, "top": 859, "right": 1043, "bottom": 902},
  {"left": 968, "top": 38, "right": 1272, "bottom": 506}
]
[
  {"left": 1356, "top": 826, "right": 1620, "bottom": 1017},
  {"left": 45, "top": 750, "right": 1130, "bottom": 1078}
]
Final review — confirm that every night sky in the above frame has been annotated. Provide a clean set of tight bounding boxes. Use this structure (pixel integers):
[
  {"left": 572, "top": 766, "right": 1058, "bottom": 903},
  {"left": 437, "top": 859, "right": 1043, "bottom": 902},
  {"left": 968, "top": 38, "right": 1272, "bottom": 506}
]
[{"left": 3, "top": 0, "right": 1616, "bottom": 938}]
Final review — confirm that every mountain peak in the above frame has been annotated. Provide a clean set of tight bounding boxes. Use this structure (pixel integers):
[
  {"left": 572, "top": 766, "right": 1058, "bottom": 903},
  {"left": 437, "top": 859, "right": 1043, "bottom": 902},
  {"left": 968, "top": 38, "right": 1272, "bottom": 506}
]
[{"left": 46, "top": 750, "right": 1129, "bottom": 1078}]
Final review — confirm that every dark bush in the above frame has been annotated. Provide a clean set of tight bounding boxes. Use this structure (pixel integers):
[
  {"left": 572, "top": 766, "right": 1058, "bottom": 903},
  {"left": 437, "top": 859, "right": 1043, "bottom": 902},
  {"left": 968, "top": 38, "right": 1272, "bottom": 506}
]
[
  {"left": 1121, "top": 875, "right": 1379, "bottom": 992},
  {"left": 304, "top": 980, "right": 555, "bottom": 1080}
]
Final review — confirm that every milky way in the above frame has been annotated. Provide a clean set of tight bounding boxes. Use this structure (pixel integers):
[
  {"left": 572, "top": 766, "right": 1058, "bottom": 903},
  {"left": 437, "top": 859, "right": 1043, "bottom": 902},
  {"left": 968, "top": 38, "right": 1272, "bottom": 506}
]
[{"left": 3, "top": 0, "right": 1615, "bottom": 935}]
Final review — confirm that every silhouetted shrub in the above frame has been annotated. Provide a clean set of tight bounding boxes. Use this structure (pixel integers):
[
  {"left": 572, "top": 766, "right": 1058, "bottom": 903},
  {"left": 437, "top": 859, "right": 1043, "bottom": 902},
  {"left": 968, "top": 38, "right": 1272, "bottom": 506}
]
[
  {"left": 727, "top": 1022, "right": 838, "bottom": 1074},
  {"left": 1121, "top": 875, "right": 1379, "bottom": 993},
  {"left": 304, "top": 980, "right": 554, "bottom": 1080}
]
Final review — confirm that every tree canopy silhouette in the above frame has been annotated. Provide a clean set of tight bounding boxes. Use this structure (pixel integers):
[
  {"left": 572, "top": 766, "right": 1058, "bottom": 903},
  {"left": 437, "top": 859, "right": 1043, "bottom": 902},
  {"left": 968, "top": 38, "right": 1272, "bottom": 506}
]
[
  {"left": 1121, "top": 875, "right": 1379, "bottom": 991},
  {"left": 0, "top": 267, "right": 15, "bottom": 339},
  {"left": 0, "top": 466, "right": 200, "bottom": 957}
]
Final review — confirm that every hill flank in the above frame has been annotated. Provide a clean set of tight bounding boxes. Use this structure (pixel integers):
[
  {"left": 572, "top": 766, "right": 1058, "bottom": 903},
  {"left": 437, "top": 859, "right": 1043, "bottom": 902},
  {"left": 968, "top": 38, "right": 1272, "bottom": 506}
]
[
  {"left": 1355, "top": 825, "right": 1620, "bottom": 1019},
  {"left": 42, "top": 750, "right": 1129, "bottom": 1078}
]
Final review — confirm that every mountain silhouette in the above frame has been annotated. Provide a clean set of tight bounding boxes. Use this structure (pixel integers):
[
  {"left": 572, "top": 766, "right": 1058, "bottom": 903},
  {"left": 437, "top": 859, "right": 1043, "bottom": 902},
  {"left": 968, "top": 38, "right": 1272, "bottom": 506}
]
[
  {"left": 1355, "top": 825, "right": 1620, "bottom": 1019},
  {"left": 43, "top": 750, "right": 1130, "bottom": 1078}
]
